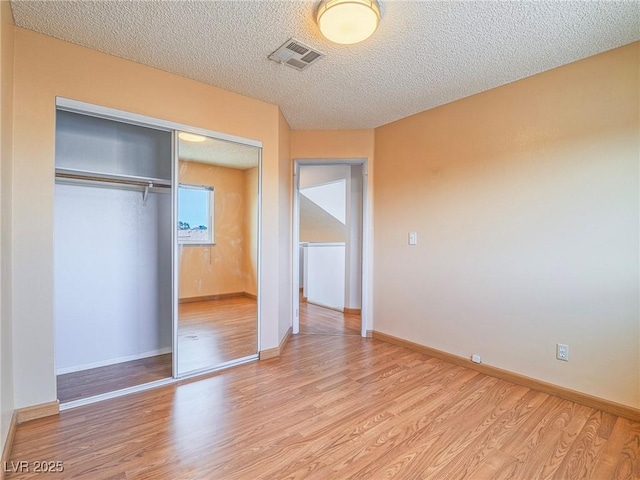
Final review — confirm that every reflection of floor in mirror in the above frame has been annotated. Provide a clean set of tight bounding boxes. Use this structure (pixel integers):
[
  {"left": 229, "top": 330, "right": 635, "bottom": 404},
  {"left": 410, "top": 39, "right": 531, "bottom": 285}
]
[
  {"left": 299, "top": 300, "right": 361, "bottom": 336},
  {"left": 178, "top": 296, "right": 258, "bottom": 374},
  {"left": 57, "top": 354, "right": 172, "bottom": 404}
]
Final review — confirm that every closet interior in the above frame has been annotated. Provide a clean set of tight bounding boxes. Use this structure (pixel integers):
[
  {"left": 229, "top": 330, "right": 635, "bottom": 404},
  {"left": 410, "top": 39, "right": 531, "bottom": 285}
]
[{"left": 54, "top": 109, "right": 173, "bottom": 403}]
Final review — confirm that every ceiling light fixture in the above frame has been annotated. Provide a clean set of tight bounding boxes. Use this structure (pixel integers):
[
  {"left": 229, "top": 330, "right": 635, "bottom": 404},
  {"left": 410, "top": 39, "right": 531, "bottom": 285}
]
[
  {"left": 178, "top": 132, "right": 207, "bottom": 143},
  {"left": 317, "top": 0, "right": 381, "bottom": 45}
]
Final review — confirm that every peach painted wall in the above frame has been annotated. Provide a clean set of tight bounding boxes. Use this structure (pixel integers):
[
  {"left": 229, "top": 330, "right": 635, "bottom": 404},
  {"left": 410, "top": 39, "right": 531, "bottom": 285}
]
[
  {"left": 291, "top": 129, "right": 374, "bottom": 160},
  {"left": 374, "top": 43, "right": 640, "bottom": 407},
  {"left": 0, "top": 0, "right": 14, "bottom": 453},
  {"left": 179, "top": 161, "right": 254, "bottom": 299},
  {"left": 11, "top": 27, "right": 283, "bottom": 408}
]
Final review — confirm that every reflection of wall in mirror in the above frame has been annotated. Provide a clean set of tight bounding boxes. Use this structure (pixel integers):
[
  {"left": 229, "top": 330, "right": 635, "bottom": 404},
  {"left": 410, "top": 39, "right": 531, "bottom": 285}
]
[
  {"left": 178, "top": 160, "right": 258, "bottom": 300},
  {"left": 243, "top": 166, "right": 258, "bottom": 297}
]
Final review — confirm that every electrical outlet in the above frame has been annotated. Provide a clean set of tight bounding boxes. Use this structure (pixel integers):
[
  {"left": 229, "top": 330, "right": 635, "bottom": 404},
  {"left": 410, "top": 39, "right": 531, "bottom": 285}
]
[{"left": 556, "top": 343, "right": 569, "bottom": 361}]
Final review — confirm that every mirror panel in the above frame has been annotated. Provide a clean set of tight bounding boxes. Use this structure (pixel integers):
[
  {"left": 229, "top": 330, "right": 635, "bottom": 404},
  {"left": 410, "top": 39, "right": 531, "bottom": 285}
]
[{"left": 177, "top": 133, "right": 260, "bottom": 375}]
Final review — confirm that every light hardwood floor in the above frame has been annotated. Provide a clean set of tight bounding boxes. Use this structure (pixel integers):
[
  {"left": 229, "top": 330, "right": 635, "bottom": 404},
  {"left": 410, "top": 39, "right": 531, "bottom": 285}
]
[
  {"left": 9, "top": 330, "right": 639, "bottom": 479},
  {"left": 299, "top": 300, "right": 360, "bottom": 336}
]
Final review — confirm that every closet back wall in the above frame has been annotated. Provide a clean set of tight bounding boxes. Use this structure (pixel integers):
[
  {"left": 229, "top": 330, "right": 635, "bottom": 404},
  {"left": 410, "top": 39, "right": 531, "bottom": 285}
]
[{"left": 54, "top": 187, "right": 172, "bottom": 372}]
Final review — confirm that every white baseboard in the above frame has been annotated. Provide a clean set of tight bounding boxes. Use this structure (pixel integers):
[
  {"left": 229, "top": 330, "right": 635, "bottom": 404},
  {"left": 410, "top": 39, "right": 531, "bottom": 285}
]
[{"left": 56, "top": 347, "right": 172, "bottom": 375}]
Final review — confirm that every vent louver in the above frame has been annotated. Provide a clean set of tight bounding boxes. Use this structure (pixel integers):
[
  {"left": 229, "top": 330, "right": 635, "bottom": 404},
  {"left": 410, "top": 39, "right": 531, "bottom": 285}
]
[
  {"left": 286, "top": 41, "right": 309, "bottom": 55},
  {"left": 268, "top": 38, "right": 325, "bottom": 71},
  {"left": 286, "top": 58, "right": 308, "bottom": 70}
]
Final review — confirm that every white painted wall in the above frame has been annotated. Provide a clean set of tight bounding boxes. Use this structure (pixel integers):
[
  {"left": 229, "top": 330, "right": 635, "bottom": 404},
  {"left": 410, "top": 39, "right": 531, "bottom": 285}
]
[
  {"left": 54, "top": 185, "right": 172, "bottom": 372},
  {"left": 305, "top": 243, "right": 346, "bottom": 310},
  {"left": 302, "top": 244, "right": 308, "bottom": 297},
  {"left": 301, "top": 180, "right": 346, "bottom": 224}
]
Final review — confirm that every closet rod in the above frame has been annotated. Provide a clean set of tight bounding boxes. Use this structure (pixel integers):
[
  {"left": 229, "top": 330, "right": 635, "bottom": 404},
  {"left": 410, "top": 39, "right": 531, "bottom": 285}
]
[{"left": 55, "top": 171, "right": 171, "bottom": 189}]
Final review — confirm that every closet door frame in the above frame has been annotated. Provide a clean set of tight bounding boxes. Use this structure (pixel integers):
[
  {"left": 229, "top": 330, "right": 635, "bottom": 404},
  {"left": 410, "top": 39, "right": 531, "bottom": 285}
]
[{"left": 55, "top": 97, "right": 263, "bottom": 386}]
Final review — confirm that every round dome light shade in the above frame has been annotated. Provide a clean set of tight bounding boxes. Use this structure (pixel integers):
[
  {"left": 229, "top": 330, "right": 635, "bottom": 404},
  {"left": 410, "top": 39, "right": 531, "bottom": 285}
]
[{"left": 317, "top": 0, "right": 380, "bottom": 45}]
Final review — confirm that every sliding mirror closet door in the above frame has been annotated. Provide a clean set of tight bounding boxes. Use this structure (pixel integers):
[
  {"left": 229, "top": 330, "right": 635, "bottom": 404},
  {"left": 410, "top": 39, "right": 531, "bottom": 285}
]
[
  {"left": 176, "top": 132, "right": 260, "bottom": 376},
  {"left": 54, "top": 110, "right": 173, "bottom": 404}
]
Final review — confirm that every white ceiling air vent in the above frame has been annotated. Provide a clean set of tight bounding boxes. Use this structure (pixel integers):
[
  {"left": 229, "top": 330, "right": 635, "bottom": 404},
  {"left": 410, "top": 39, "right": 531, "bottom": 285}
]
[{"left": 268, "top": 38, "right": 325, "bottom": 71}]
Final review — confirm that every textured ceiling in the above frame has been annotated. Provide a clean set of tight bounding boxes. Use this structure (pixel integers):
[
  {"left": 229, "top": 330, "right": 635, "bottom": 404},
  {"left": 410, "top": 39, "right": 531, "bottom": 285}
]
[{"left": 11, "top": 1, "right": 640, "bottom": 130}]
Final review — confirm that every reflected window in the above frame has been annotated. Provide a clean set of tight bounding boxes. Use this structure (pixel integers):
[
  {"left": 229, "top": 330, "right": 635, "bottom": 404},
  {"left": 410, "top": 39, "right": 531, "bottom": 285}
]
[{"left": 178, "top": 184, "right": 214, "bottom": 245}]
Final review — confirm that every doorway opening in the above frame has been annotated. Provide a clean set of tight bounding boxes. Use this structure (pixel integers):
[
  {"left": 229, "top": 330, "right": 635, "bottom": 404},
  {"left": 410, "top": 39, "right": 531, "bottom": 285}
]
[{"left": 292, "top": 159, "right": 368, "bottom": 337}]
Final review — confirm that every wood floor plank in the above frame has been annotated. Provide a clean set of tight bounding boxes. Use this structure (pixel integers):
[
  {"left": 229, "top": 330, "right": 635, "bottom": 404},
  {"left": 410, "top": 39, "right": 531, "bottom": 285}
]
[
  {"left": 418, "top": 384, "right": 530, "bottom": 477},
  {"left": 466, "top": 449, "right": 521, "bottom": 480},
  {"left": 7, "top": 313, "right": 640, "bottom": 480},
  {"left": 615, "top": 419, "right": 640, "bottom": 480},
  {"left": 551, "top": 410, "right": 616, "bottom": 479},
  {"left": 321, "top": 370, "right": 482, "bottom": 478},
  {"left": 383, "top": 381, "right": 528, "bottom": 480},
  {"left": 589, "top": 417, "right": 632, "bottom": 480},
  {"left": 429, "top": 389, "right": 550, "bottom": 480},
  {"left": 501, "top": 400, "right": 593, "bottom": 479},
  {"left": 337, "top": 375, "right": 508, "bottom": 479}
]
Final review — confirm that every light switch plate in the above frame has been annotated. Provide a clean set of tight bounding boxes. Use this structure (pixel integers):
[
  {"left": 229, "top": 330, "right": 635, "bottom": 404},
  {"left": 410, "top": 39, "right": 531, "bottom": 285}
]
[{"left": 408, "top": 232, "right": 417, "bottom": 245}]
